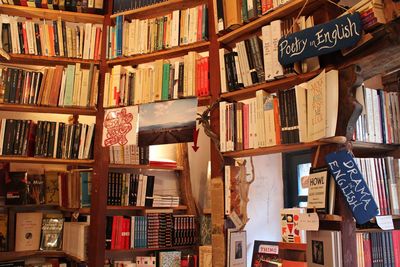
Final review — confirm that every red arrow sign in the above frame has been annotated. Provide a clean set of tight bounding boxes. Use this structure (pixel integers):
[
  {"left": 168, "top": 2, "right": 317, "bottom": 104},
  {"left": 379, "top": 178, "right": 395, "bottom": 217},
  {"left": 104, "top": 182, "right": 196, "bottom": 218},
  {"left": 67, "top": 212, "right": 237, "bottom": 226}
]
[{"left": 192, "top": 128, "right": 200, "bottom": 152}]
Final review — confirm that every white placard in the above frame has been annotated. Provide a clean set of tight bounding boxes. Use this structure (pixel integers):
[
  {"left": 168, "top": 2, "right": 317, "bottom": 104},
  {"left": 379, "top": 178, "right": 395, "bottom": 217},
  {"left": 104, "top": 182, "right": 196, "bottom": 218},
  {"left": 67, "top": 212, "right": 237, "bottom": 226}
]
[
  {"left": 298, "top": 213, "right": 319, "bottom": 231},
  {"left": 376, "top": 215, "right": 394, "bottom": 230},
  {"left": 102, "top": 106, "right": 139, "bottom": 147}
]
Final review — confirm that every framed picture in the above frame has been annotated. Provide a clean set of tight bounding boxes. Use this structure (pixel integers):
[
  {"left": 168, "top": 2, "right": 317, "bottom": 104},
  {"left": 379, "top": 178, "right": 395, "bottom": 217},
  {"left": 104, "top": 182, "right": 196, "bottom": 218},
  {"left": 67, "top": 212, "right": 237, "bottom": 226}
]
[{"left": 228, "top": 229, "right": 247, "bottom": 267}]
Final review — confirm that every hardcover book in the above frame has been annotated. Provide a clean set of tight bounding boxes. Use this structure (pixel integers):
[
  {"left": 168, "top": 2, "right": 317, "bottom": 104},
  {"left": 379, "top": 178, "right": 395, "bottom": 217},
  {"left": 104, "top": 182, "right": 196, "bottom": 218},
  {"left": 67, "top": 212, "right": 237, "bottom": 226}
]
[
  {"left": 251, "top": 240, "right": 281, "bottom": 267},
  {"left": 5, "top": 171, "right": 28, "bottom": 205},
  {"left": 307, "top": 167, "right": 330, "bottom": 214},
  {"left": 15, "top": 212, "right": 43, "bottom": 251},
  {"left": 306, "top": 230, "right": 342, "bottom": 267},
  {"left": 40, "top": 216, "right": 64, "bottom": 250},
  {"left": 44, "top": 171, "right": 59, "bottom": 205},
  {"left": 280, "top": 208, "right": 306, "bottom": 243},
  {"left": 27, "top": 173, "right": 45, "bottom": 205}
]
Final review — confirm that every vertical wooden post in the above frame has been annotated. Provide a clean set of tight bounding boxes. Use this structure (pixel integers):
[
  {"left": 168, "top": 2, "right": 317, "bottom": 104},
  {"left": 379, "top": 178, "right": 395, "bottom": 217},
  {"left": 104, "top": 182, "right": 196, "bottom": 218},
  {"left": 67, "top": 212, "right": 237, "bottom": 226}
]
[
  {"left": 207, "top": 0, "right": 227, "bottom": 266},
  {"left": 177, "top": 143, "right": 197, "bottom": 215},
  {"left": 87, "top": 2, "right": 111, "bottom": 266}
]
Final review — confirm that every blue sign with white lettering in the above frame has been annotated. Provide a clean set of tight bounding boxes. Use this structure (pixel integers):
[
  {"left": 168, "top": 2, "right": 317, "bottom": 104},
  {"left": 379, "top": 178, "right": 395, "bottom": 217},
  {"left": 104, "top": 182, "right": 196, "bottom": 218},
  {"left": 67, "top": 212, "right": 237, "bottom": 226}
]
[
  {"left": 278, "top": 13, "right": 362, "bottom": 66},
  {"left": 325, "top": 150, "right": 378, "bottom": 224}
]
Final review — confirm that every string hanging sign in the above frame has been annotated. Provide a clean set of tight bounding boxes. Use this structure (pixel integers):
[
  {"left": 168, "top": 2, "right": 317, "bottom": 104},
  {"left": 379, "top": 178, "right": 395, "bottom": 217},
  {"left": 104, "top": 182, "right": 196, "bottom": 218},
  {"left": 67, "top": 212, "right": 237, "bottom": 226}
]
[{"left": 278, "top": 13, "right": 362, "bottom": 66}]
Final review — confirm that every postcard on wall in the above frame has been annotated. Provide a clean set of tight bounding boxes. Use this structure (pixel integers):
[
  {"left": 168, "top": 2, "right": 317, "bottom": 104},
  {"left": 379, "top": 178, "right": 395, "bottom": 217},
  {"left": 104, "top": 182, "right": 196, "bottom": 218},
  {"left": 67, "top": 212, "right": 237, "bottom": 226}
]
[
  {"left": 307, "top": 167, "right": 329, "bottom": 213},
  {"left": 138, "top": 98, "right": 197, "bottom": 146},
  {"left": 228, "top": 229, "right": 247, "bottom": 267},
  {"left": 102, "top": 106, "right": 139, "bottom": 147}
]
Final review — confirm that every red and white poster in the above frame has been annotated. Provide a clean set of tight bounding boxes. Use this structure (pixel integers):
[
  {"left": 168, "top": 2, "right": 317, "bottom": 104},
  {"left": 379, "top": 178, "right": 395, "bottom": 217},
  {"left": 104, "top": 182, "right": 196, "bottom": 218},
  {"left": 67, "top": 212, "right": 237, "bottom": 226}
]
[{"left": 102, "top": 106, "right": 139, "bottom": 147}]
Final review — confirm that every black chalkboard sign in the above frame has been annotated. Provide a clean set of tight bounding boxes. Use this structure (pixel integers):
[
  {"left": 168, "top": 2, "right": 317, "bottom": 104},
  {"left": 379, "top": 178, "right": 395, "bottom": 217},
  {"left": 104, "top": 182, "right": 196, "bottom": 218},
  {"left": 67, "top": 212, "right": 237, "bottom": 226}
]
[
  {"left": 278, "top": 13, "right": 362, "bottom": 66},
  {"left": 325, "top": 150, "right": 379, "bottom": 224}
]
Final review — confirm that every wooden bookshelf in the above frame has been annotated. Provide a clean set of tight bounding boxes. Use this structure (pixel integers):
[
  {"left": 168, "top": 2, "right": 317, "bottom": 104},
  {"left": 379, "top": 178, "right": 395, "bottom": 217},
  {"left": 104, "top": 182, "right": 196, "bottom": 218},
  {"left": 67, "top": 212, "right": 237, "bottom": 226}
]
[
  {"left": 0, "top": 54, "right": 101, "bottom": 66},
  {"left": 0, "top": 104, "right": 97, "bottom": 116},
  {"left": 198, "top": 96, "right": 211, "bottom": 107},
  {"left": 105, "top": 245, "right": 197, "bottom": 257},
  {"left": 222, "top": 141, "right": 326, "bottom": 158},
  {"left": 217, "top": 0, "right": 319, "bottom": 44},
  {"left": 220, "top": 68, "right": 326, "bottom": 101},
  {"left": 0, "top": 4, "right": 104, "bottom": 23},
  {"left": 0, "top": 250, "right": 67, "bottom": 262},
  {"left": 2, "top": 204, "right": 59, "bottom": 210},
  {"left": 107, "top": 41, "right": 210, "bottom": 66},
  {"left": 108, "top": 164, "right": 183, "bottom": 171},
  {"left": 0, "top": 156, "right": 94, "bottom": 165},
  {"left": 110, "top": 0, "right": 207, "bottom": 20},
  {"left": 352, "top": 141, "right": 400, "bottom": 156}
]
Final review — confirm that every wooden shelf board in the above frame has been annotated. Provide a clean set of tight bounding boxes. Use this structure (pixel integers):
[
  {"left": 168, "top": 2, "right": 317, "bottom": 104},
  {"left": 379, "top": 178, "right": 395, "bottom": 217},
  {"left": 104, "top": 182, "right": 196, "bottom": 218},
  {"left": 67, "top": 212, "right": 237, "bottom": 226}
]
[
  {"left": 108, "top": 164, "right": 183, "bottom": 170},
  {"left": 279, "top": 242, "right": 307, "bottom": 251},
  {"left": 0, "top": 54, "right": 100, "bottom": 66},
  {"left": 318, "top": 214, "right": 343, "bottom": 222},
  {"left": 0, "top": 4, "right": 104, "bottom": 23},
  {"left": 58, "top": 207, "right": 91, "bottom": 214},
  {"left": 106, "top": 41, "right": 210, "bottom": 66},
  {"left": 0, "top": 104, "right": 97, "bottom": 115},
  {"left": 218, "top": 0, "right": 318, "bottom": 44},
  {"left": 106, "top": 205, "right": 187, "bottom": 211},
  {"left": 352, "top": 141, "right": 400, "bottom": 152},
  {"left": 222, "top": 141, "right": 326, "bottom": 158},
  {"left": 0, "top": 156, "right": 94, "bottom": 165},
  {"left": 198, "top": 96, "right": 211, "bottom": 107},
  {"left": 1, "top": 204, "right": 59, "bottom": 210},
  {"left": 0, "top": 250, "right": 66, "bottom": 262},
  {"left": 221, "top": 68, "right": 324, "bottom": 101},
  {"left": 110, "top": 0, "right": 206, "bottom": 20}
]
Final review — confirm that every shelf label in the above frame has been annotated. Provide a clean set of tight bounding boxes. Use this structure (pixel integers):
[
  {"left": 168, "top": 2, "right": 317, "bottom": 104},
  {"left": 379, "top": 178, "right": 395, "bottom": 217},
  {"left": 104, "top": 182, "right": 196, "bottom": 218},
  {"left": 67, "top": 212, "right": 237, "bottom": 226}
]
[
  {"left": 278, "top": 13, "right": 362, "bottom": 66},
  {"left": 325, "top": 150, "right": 379, "bottom": 224},
  {"left": 298, "top": 213, "right": 319, "bottom": 231},
  {"left": 102, "top": 106, "right": 139, "bottom": 147},
  {"left": 376, "top": 215, "right": 394, "bottom": 230}
]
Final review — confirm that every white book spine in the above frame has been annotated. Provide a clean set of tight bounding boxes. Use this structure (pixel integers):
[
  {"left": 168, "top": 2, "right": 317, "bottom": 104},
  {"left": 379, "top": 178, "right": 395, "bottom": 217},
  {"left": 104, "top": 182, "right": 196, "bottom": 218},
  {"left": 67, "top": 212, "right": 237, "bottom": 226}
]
[{"left": 271, "top": 20, "right": 284, "bottom": 78}]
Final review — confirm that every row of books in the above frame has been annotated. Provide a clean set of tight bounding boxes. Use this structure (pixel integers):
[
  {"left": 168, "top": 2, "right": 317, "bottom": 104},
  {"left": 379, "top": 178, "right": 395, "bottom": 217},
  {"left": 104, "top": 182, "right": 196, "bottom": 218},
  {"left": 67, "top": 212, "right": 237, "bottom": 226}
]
[
  {"left": 112, "top": 0, "right": 167, "bottom": 14},
  {"left": 106, "top": 214, "right": 197, "bottom": 250},
  {"left": 4, "top": 170, "right": 92, "bottom": 208},
  {"left": 109, "top": 4, "right": 208, "bottom": 59},
  {"left": 0, "top": 64, "right": 99, "bottom": 108},
  {"left": 0, "top": 0, "right": 104, "bottom": 14},
  {"left": 109, "top": 145, "right": 149, "bottom": 165},
  {"left": 220, "top": 17, "right": 319, "bottom": 93},
  {"left": 219, "top": 70, "right": 338, "bottom": 152},
  {"left": 107, "top": 172, "right": 180, "bottom": 208},
  {"left": 0, "top": 15, "right": 103, "bottom": 59},
  {"left": 356, "top": 231, "right": 400, "bottom": 267},
  {"left": 349, "top": 0, "right": 386, "bottom": 32},
  {"left": 104, "top": 53, "right": 209, "bottom": 107},
  {"left": 107, "top": 251, "right": 193, "bottom": 267},
  {"left": 0, "top": 119, "right": 95, "bottom": 159},
  {"left": 355, "top": 157, "right": 400, "bottom": 216},
  {"left": 214, "top": 0, "right": 291, "bottom": 32},
  {"left": 355, "top": 87, "right": 400, "bottom": 144}
]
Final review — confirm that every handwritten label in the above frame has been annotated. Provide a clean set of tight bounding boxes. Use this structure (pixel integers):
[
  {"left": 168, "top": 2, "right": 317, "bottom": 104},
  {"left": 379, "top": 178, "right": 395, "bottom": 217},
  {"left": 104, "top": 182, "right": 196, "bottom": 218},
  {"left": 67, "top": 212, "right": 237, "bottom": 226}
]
[
  {"left": 278, "top": 13, "right": 362, "bottom": 66},
  {"left": 376, "top": 215, "right": 394, "bottom": 230},
  {"left": 258, "top": 244, "right": 279, "bottom": 254},
  {"left": 298, "top": 213, "right": 319, "bottom": 231},
  {"left": 325, "top": 150, "right": 378, "bottom": 224}
]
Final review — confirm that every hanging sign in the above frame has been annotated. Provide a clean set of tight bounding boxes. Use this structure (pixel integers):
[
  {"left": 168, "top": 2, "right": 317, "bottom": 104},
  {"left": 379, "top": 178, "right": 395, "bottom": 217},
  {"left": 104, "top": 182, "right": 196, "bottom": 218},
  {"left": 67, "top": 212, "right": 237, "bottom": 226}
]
[
  {"left": 325, "top": 150, "right": 378, "bottom": 224},
  {"left": 278, "top": 13, "right": 362, "bottom": 66},
  {"left": 102, "top": 106, "right": 139, "bottom": 147}
]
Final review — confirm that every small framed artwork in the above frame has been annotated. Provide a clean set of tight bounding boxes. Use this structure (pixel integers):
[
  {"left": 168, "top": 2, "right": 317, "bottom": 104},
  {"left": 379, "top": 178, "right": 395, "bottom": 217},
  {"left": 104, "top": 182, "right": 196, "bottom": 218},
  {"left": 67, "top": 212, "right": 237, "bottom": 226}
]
[{"left": 228, "top": 229, "right": 247, "bottom": 267}]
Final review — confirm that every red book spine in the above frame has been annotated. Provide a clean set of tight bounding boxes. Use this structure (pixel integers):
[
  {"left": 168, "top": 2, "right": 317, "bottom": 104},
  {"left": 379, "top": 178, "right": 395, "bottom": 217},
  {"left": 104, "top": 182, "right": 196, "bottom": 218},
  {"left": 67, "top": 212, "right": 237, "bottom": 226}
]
[
  {"left": 48, "top": 25, "right": 55, "bottom": 57},
  {"left": 22, "top": 22, "right": 29, "bottom": 55},
  {"left": 273, "top": 97, "right": 281, "bottom": 145},
  {"left": 111, "top": 216, "right": 117, "bottom": 249},
  {"left": 197, "top": 5, "right": 203, "bottom": 42},
  {"left": 125, "top": 217, "right": 131, "bottom": 249},
  {"left": 195, "top": 58, "right": 201, "bottom": 97},
  {"left": 363, "top": 233, "right": 372, "bottom": 267},
  {"left": 94, "top": 27, "right": 102, "bottom": 60},
  {"left": 203, "top": 57, "right": 209, "bottom": 96},
  {"left": 261, "top": 0, "right": 269, "bottom": 14},
  {"left": 20, "top": 0, "right": 28, "bottom": 6},
  {"left": 393, "top": 230, "right": 400, "bottom": 267}
]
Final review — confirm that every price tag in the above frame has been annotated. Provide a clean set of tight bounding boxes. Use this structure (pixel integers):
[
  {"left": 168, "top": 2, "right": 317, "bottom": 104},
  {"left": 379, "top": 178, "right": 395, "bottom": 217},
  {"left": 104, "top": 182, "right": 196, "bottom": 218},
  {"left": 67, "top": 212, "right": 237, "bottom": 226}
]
[
  {"left": 298, "top": 213, "right": 319, "bottom": 231},
  {"left": 376, "top": 215, "right": 394, "bottom": 230}
]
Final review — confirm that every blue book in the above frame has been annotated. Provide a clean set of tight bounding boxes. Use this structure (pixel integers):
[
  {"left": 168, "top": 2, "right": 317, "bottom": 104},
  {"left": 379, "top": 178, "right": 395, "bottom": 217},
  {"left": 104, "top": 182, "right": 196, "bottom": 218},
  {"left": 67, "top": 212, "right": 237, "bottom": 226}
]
[
  {"left": 80, "top": 171, "right": 91, "bottom": 207},
  {"left": 116, "top": 16, "right": 123, "bottom": 57}
]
